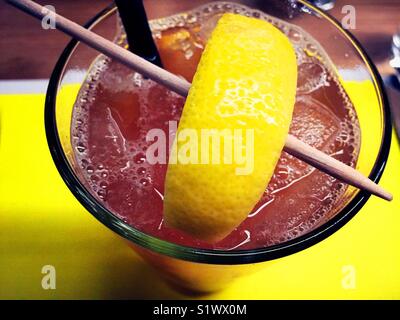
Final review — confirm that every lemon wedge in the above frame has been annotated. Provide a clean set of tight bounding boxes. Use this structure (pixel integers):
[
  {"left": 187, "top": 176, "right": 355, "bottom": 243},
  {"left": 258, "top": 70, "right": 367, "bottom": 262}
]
[{"left": 163, "top": 13, "right": 297, "bottom": 242}]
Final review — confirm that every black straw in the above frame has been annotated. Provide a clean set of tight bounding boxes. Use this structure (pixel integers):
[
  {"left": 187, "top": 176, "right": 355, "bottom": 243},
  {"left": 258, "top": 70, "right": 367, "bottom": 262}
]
[{"left": 115, "top": 0, "right": 163, "bottom": 67}]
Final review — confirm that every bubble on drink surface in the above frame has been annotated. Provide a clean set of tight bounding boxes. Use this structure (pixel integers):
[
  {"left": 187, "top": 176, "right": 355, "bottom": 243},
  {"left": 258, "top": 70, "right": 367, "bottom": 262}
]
[
  {"left": 99, "top": 181, "right": 108, "bottom": 189},
  {"left": 86, "top": 165, "right": 94, "bottom": 174},
  {"left": 75, "top": 143, "right": 86, "bottom": 154},
  {"left": 139, "top": 177, "right": 151, "bottom": 187},
  {"left": 90, "top": 174, "right": 100, "bottom": 183},
  {"left": 80, "top": 158, "right": 89, "bottom": 169},
  {"left": 305, "top": 43, "right": 318, "bottom": 56},
  {"left": 288, "top": 28, "right": 302, "bottom": 43},
  {"left": 97, "top": 189, "right": 107, "bottom": 200},
  {"left": 101, "top": 171, "right": 108, "bottom": 178},
  {"left": 133, "top": 152, "right": 146, "bottom": 164},
  {"left": 186, "top": 13, "right": 198, "bottom": 25}
]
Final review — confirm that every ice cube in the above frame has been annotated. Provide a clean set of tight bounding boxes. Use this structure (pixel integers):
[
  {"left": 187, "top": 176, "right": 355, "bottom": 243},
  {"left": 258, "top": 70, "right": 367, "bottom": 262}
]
[{"left": 297, "top": 61, "right": 329, "bottom": 94}]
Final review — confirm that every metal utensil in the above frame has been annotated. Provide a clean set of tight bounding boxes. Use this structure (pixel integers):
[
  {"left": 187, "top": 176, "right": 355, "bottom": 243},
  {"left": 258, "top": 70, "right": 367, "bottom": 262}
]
[
  {"left": 385, "top": 29, "right": 400, "bottom": 140},
  {"left": 307, "top": 0, "right": 335, "bottom": 11},
  {"left": 384, "top": 75, "right": 400, "bottom": 141},
  {"left": 390, "top": 29, "right": 400, "bottom": 83}
]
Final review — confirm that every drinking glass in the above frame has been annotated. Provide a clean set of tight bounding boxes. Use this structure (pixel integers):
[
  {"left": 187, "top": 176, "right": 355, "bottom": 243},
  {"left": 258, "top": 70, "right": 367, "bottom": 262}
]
[{"left": 45, "top": 0, "right": 391, "bottom": 292}]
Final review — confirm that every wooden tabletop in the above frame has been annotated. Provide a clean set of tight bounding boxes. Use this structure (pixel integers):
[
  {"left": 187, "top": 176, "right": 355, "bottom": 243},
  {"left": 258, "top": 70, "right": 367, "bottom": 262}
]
[{"left": 0, "top": 0, "right": 399, "bottom": 80}]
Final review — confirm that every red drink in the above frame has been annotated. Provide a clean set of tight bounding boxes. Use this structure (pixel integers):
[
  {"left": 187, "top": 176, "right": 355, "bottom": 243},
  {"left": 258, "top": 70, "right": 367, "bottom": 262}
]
[{"left": 71, "top": 4, "right": 360, "bottom": 250}]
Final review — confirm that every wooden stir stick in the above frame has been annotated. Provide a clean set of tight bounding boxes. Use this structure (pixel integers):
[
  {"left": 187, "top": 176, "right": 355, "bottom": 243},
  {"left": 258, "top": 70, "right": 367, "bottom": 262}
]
[{"left": 7, "top": 0, "right": 392, "bottom": 201}]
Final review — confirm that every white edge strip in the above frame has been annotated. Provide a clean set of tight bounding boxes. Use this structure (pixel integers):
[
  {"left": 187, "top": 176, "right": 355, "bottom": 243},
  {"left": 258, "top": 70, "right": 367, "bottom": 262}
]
[{"left": 0, "top": 79, "right": 50, "bottom": 94}]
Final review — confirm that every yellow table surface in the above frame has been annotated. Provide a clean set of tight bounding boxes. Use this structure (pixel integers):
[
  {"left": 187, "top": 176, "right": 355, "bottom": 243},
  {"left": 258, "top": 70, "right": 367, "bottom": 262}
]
[{"left": 0, "top": 93, "right": 399, "bottom": 300}]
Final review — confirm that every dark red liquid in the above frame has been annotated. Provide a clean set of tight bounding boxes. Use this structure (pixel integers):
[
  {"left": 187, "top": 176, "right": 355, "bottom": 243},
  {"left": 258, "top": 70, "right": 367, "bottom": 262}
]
[{"left": 71, "top": 12, "right": 360, "bottom": 250}]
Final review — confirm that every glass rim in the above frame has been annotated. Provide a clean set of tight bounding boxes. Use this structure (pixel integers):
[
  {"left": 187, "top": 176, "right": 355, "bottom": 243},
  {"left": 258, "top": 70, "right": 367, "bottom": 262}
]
[{"left": 44, "top": 1, "right": 392, "bottom": 265}]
